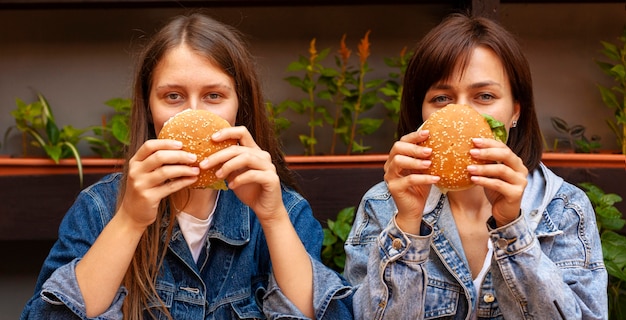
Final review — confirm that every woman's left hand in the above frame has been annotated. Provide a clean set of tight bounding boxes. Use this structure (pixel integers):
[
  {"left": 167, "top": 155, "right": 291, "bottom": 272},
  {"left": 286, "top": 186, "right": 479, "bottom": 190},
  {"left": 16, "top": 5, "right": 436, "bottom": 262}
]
[
  {"left": 467, "top": 138, "right": 528, "bottom": 227},
  {"left": 199, "top": 126, "right": 283, "bottom": 222}
]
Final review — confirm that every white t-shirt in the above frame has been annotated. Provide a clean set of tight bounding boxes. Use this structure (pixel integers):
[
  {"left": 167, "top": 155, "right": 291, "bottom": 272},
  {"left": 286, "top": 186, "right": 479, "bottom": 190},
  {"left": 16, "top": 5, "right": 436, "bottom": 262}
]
[
  {"left": 471, "top": 240, "right": 494, "bottom": 320},
  {"left": 175, "top": 193, "right": 219, "bottom": 262}
]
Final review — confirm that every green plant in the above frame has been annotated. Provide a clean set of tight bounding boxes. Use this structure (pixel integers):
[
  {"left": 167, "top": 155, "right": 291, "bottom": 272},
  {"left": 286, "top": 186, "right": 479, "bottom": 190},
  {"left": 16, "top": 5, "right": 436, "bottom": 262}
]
[
  {"left": 579, "top": 182, "right": 626, "bottom": 319},
  {"left": 4, "top": 93, "right": 86, "bottom": 186},
  {"left": 265, "top": 101, "right": 292, "bottom": 137},
  {"left": 321, "top": 206, "right": 355, "bottom": 273},
  {"left": 596, "top": 26, "right": 626, "bottom": 154},
  {"left": 278, "top": 33, "right": 405, "bottom": 155},
  {"left": 379, "top": 46, "right": 411, "bottom": 128},
  {"left": 550, "top": 117, "right": 602, "bottom": 153},
  {"left": 85, "top": 97, "right": 131, "bottom": 158}
]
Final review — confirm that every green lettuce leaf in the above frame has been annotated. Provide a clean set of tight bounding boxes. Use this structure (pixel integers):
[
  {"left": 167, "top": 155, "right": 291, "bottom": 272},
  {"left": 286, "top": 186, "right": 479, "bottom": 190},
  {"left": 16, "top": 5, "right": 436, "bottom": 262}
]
[{"left": 482, "top": 114, "right": 507, "bottom": 143}]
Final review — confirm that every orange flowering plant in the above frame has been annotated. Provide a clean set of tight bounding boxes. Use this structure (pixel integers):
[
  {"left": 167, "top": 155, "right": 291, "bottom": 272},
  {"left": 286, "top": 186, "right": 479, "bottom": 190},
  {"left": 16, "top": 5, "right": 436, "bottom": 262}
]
[{"left": 269, "top": 32, "right": 410, "bottom": 155}]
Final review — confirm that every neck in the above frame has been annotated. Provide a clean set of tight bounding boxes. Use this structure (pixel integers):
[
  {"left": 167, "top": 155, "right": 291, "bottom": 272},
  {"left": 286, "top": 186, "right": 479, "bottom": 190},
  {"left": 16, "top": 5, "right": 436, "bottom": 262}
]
[
  {"left": 172, "top": 189, "right": 218, "bottom": 220},
  {"left": 447, "top": 187, "right": 491, "bottom": 222}
]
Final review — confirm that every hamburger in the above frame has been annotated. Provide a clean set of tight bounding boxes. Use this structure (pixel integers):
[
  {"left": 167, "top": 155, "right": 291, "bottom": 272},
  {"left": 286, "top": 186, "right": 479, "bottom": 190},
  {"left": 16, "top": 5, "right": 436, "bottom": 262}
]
[
  {"left": 417, "top": 104, "right": 506, "bottom": 193},
  {"left": 158, "top": 109, "right": 237, "bottom": 190}
]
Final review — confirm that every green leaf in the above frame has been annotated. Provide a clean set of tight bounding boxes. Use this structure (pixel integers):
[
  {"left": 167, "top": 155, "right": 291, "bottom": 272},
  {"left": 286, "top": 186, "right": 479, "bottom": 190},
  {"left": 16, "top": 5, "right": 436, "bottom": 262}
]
[
  {"left": 284, "top": 76, "right": 306, "bottom": 90},
  {"left": 336, "top": 207, "right": 355, "bottom": 223},
  {"left": 599, "top": 216, "right": 626, "bottom": 231},
  {"left": 569, "top": 125, "right": 586, "bottom": 138},
  {"left": 286, "top": 60, "right": 307, "bottom": 72},
  {"left": 600, "top": 41, "right": 620, "bottom": 60},
  {"left": 322, "top": 229, "right": 337, "bottom": 246},
  {"left": 105, "top": 97, "right": 131, "bottom": 112},
  {"left": 483, "top": 114, "right": 508, "bottom": 143},
  {"left": 333, "top": 255, "right": 346, "bottom": 270},
  {"left": 43, "top": 145, "right": 62, "bottom": 163},
  {"left": 45, "top": 118, "right": 60, "bottom": 145},
  {"left": 63, "top": 141, "right": 83, "bottom": 187},
  {"left": 111, "top": 119, "right": 130, "bottom": 145},
  {"left": 334, "top": 222, "right": 352, "bottom": 242},
  {"left": 357, "top": 118, "right": 384, "bottom": 135}
]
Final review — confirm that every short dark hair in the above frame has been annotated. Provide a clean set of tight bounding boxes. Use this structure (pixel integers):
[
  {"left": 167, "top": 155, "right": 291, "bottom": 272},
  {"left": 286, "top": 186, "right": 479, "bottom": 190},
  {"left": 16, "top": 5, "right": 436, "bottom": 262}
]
[{"left": 399, "top": 13, "right": 542, "bottom": 171}]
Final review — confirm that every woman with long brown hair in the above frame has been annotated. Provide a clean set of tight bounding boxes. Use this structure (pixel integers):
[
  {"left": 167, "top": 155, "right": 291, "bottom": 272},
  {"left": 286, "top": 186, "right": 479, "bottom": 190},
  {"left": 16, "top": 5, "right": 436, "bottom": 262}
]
[{"left": 21, "top": 12, "right": 353, "bottom": 319}]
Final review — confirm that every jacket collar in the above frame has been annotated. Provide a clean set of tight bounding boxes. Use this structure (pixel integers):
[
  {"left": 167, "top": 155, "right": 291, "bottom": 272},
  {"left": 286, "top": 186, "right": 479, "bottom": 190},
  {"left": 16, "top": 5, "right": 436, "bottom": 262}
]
[
  {"left": 165, "top": 189, "right": 251, "bottom": 248},
  {"left": 206, "top": 190, "right": 251, "bottom": 246}
]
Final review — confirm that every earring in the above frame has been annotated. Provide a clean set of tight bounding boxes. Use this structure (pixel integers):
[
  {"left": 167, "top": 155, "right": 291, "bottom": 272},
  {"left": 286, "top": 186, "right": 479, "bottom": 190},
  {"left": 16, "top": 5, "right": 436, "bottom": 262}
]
[{"left": 512, "top": 120, "right": 518, "bottom": 128}]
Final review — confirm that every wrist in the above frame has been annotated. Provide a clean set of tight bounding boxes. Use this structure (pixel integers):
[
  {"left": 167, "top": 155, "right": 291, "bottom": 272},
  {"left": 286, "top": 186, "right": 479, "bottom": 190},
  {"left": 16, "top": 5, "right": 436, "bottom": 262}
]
[{"left": 395, "top": 210, "right": 424, "bottom": 235}]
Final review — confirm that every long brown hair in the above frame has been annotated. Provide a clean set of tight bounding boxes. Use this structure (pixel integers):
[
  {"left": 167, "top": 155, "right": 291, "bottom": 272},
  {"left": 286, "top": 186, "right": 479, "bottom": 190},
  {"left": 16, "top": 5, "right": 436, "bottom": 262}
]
[
  {"left": 118, "top": 12, "right": 298, "bottom": 319},
  {"left": 399, "top": 13, "right": 542, "bottom": 171}
]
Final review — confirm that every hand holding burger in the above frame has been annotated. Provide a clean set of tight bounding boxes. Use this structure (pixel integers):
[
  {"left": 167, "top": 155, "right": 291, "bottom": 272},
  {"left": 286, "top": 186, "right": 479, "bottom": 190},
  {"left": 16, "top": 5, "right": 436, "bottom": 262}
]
[
  {"left": 418, "top": 104, "right": 506, "bottom": 193},
  {"left": 158, "top": 109, "right": 237, "bottom": 190}
]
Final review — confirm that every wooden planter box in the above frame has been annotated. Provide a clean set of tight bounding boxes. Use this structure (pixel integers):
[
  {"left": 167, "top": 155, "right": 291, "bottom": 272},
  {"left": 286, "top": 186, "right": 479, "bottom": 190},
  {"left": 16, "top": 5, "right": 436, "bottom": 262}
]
[
  {"left": 0, "top": 153, "right": 624, "bottom": 274},
  {"left": 1, "top": 153, "right": 624, "bottom": 242}
]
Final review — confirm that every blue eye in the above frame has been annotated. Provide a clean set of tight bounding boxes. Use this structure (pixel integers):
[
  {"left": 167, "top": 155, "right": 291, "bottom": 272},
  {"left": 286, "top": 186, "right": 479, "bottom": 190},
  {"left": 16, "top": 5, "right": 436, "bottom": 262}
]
[
  {"left": 432, "top": 96, "right": 450, "bottom": 103},
  {"left": 479, "top": 93, "right": 494, "bottom": 101},
  {"left": 166, "top": 93, "right": 181, "bottom": 101}
]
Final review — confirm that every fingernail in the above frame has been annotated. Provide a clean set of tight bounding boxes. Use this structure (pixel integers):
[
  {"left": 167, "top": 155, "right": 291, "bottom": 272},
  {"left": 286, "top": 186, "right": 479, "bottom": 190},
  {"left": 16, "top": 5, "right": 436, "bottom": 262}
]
[
  {"left": 470, "top": 149, "right": 479, "bottom": 156},
  {"left": 212, "top": 131, "right": 221, "bottom": 139},
  {"left": 188, "top": 153, "right": 197, "bottom": 161},
  {"left": 467, "top": 165, "right": 477, "bottom": 172}
]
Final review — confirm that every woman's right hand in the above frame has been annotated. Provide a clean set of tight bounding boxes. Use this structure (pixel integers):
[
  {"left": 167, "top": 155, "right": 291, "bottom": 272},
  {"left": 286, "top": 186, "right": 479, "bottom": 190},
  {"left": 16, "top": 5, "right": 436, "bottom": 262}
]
[
  {"left": 383, "top": 130, "right": 439, "bottom": 234},
  {"left": 119, "top": 139, "right": 200, "bottom": 229}
]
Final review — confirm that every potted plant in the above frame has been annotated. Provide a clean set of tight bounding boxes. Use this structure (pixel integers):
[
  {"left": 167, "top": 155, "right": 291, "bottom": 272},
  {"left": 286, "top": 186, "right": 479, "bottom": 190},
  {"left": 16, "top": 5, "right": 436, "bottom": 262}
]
[
  {"left": 321, "top": 206, "right": 355, "bottom": 273},
  {"left": 2, "top": 92, "right": 88, "bottom": 185},
  {"left": 1, "top": 93, "right": 125, "bottom": 185},
  {"left": 268, "top": 31, "right": 410, "bottom": 156},
  {"left": 85, "top": 97, "right": 131, "bottom": 159},
  {"left": 549, "top": 116, "right": 602, "bottom": 153},
  {"left": 596, "top": 26, "right": 626, "bottom": 155},
  {"left": 579, "top": 182, "right": 626, "bottom": 319}
]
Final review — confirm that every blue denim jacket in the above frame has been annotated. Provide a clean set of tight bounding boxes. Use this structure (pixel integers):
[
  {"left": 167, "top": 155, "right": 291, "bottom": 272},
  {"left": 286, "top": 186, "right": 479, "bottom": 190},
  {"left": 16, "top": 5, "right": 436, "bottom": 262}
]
[
  {"left": 21, "top": 172, "right": 353, "bottom": 320},
  {"left": 344, "top": 164, "right": 607, "bottom": 319}
]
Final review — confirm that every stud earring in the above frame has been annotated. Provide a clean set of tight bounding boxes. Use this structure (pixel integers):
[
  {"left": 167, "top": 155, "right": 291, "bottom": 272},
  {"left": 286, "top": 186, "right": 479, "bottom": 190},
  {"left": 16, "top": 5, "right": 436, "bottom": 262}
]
[{"left": 512, "top": 120, "right": 518, "bottom": 128}]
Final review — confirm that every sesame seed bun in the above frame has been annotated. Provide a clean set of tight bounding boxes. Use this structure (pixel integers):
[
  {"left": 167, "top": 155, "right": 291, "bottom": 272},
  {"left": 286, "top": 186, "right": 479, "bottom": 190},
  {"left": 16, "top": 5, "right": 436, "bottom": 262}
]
[
  {"left": 158, "top": 109, "right": 237, "bottom": 190},
  {"left": 418, "top": 104, "right": 493, "bottom": 193}
]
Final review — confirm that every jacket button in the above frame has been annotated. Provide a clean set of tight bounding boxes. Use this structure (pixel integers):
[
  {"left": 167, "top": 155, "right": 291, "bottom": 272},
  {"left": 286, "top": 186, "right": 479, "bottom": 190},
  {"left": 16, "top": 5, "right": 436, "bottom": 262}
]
[
  {"left": 483, "top": 293, "right": 495, "bottom": 303},
  {"left": 496, "top": 238, "right": 509, "bottom": 250},
  {"left": 392, "top": 238, "right": 403, "bottom": 250}
]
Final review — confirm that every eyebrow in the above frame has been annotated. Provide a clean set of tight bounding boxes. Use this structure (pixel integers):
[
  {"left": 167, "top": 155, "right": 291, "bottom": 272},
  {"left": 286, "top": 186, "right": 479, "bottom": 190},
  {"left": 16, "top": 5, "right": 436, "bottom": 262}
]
[
  {"left": 154, "top": 83, "right": 234, "bottom": 91},
  {"left": 430, "top": 80, "right": 502, "bottom": 91}
]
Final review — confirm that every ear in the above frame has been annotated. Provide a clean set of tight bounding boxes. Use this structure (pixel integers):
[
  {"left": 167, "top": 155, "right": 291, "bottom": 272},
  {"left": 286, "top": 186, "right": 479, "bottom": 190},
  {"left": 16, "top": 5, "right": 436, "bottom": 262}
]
[{"left": 512, "top": 101, "right": 521, "bottom": 125}]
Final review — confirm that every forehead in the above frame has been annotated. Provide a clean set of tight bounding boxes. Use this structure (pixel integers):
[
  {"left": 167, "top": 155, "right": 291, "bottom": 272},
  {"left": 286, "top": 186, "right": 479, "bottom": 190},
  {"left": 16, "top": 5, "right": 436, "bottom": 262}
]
[{"left": 442, "top": 46, "right": 507, "bottom": 84}]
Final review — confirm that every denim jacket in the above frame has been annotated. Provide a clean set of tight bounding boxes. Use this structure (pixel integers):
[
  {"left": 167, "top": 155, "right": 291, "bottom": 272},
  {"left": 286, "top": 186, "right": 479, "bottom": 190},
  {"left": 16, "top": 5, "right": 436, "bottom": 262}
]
[
  {"left": 21, "top": 172, "right": 353, "bottom": 320},
  {"left": 344, "top": 163, "right": 607, "bottom": 319}
]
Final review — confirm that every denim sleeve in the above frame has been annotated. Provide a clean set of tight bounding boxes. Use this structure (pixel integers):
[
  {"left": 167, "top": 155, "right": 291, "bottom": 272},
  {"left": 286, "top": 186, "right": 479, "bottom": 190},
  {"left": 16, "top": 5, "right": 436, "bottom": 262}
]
[
  {"left": 488, "top": 186, "right": 607, "bottom": 319},
  {"left": 21, "top": 259, "right": 126, "bottom": 320},
  {"left": 20, "top": 175, "right": 122, "bottom": 320},
  {"left": 358, "top": 216, "right": 432, "bottom": 320},
  {"left": 344, "top": 189, "right": 433, "bottom": 320},
  {"left": 263, "top": 192, "right": 354, "bottom": 319}
]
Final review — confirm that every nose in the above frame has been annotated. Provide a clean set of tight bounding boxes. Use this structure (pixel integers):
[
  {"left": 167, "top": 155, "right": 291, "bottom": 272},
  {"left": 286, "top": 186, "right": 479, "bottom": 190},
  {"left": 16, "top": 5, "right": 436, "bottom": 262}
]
[
  {"left": 455, "top": 97, "right": 470, "bottom": 106},
  {"left": 187, "top": 98, "right": 200, "bottom": 110}
]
